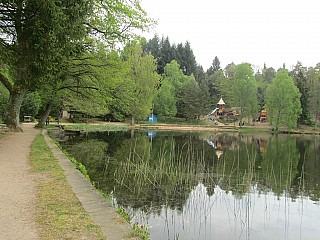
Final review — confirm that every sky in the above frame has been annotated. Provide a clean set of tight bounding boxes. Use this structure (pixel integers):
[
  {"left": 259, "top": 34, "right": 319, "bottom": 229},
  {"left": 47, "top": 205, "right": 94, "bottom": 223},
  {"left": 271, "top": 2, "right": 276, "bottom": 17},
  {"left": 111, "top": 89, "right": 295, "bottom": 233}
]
[{"left": 140, "top": 0, "right": 320, "bottom": 71}]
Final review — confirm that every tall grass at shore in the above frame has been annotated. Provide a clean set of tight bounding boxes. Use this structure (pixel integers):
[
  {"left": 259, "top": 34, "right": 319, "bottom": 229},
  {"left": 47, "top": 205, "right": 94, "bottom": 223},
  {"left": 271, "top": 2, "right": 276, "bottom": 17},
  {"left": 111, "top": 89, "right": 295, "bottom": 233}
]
[
  {"left": 112, "top": 136, "right": 305, "bottom": 233},
  {"left": 53, "top": 128, "right": 316, "bottom": 239},
  {"left": 117, "top": 139, "right": 303, "bottom": 197}
]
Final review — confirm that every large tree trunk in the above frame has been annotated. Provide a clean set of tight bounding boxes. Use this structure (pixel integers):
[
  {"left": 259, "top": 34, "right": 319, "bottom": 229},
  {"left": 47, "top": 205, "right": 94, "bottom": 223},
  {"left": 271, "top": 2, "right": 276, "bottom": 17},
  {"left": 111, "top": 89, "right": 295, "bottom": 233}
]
[
  {"left": 4, "top": 88, "right": 27, "bottom": 131},
  {"left": 36, "top": 103, "right": 52, "bottom": 128}
]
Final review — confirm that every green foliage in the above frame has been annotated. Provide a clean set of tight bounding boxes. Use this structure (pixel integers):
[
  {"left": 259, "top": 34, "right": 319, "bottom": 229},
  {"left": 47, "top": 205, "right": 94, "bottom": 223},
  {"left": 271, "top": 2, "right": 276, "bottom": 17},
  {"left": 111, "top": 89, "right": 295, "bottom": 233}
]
[
  {"left": 0, "top": 0, "right": 91, "bottom": 88},
  {"left": 144, "top": 35, "right": 198, "bottom": 77},
  {"left": 218, "top": 63, "right": 236, "bottom": 106},
  {"left": 265, "top": 70, "right": 302, "bottom": 131},
  {"left": 154, "top": 60, "right": 210, "bottom": 119},
  {"left": 20, "top": 92, "right": 42, "bottom": 119},
  {"left": 291, "top": 63, "right": 311, "bottom": 125},
  {"left": 197, "top": 77, "right": 211, "bottom": 115},
  {"left": 0, "top": 0, "right": 155, "bottom": 129},
  {"left": 179, "top": 78, "right": 203, "bottom": 120},
  {"left": 208, "top": 69, "right": 226, "bottom": 104},
  {"left": 153, "top": 79, "right": 177, "bottom": 116},
  {"left": 308, "top": 68, "right": 320, "bottom": 127},
  {"left": 159, "top": 36, "right": 174, "bottom": 74},
  {"left": 80, "top": 50, "right": 130, "bottom": 121},
  {"left": 124, "top": 42, "right": 160, "bottom": 123},
  {"left": 229, "top": 63, "right": 258, "bottom": 121},
  {"left": 163, "top": 60, "right": 190, "bottom": 92},
  {"left": 262, "top": 136, "right": 300, "bottom": 195},
  {"left": 161, "top": 60, "right": 193, "bottom": 118},
  {"left": 64, "top": 91, "right": 109, "bottom": 118},
  {"left": 256, "top": 82, "right": 268, "bottom": 110},
  {"left": 61, "top": 140, "right": 104, "bottom": 182},
  {"left": 133, "top": 223, "right": 150, "bottom": 240},
  {"left": 89, "top": 0, "right": 155, "bottom": 45},
  {"left": 116, "top": 207, "right": 131, "bottom": 223},
  {"left": 262, "top": 66, "right": 276, "bottom": 84},
  {"left": 0, "top": 0, "right": 92, "bottom": 128},
  {"left": 206, "top": 56, "right": 221, "bottom": 75},
  {"left": 177, "top": 41, "right": 197, "bottom": 76},
  {"left": 0, "top": 84, "right": 9, "bottom": 118},
  {"left": 62, "top": 124, "right": 129, "bottom": 132}
]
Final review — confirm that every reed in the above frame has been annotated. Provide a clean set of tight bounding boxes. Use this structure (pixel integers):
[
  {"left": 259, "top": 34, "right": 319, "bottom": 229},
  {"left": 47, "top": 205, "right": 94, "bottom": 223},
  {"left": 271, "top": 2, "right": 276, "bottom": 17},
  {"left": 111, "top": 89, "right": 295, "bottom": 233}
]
[{"left": 55, "top": 130, "right": 317, "bottom": 239}]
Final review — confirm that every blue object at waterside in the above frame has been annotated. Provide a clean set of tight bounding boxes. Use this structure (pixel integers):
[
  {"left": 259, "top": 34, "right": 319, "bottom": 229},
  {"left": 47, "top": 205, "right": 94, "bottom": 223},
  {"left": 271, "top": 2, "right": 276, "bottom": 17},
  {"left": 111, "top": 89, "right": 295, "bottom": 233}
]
[{"left": 146, "top": 114, "right": 158, "bottom": 122}]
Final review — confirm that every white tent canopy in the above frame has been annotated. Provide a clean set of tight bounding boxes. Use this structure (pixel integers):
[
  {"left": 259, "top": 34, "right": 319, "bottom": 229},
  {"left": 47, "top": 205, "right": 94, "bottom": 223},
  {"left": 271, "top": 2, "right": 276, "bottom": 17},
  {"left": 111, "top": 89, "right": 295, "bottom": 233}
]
[{"left": 217, "top": 98, "right": 225, "bottom": 105}]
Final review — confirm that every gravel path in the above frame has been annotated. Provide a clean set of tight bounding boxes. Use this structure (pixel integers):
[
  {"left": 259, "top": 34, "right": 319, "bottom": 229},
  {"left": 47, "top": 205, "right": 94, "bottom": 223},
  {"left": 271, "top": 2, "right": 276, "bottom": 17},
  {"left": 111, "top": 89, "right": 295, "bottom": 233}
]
[{"left": 0, "top": 124, "right": 40, "bottom": 240}]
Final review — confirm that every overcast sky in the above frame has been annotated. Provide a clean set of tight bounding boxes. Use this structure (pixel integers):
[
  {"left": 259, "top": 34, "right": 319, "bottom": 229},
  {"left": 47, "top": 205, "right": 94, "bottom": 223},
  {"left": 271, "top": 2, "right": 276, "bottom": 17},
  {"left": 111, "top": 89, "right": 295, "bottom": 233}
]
[{"left": 140, "top": 0, "right": 320, "bottom": 71}]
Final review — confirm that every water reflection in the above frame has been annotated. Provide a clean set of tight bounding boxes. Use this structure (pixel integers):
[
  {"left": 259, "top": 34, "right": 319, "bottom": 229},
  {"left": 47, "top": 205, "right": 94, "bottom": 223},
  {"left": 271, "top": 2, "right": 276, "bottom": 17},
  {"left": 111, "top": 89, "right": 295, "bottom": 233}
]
[{"left": 58, "top": 130, "right": 320, "bottom": 240}]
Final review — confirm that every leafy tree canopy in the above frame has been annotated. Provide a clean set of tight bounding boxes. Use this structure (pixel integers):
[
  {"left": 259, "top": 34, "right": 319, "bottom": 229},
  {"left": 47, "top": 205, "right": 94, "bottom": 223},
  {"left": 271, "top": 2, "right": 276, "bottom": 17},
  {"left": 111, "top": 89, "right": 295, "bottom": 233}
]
[
  {"left": 265, "top": 70, "right": 302, "bottom": 131},
  {"left": 232, "top": 63, "right": 258, "bottom": 121},
  {"left": 153, "top": 78, "right": 177, "bottom": 117},
  {"left": 123, "top": 42, "right": 160, "bottom": 124}
]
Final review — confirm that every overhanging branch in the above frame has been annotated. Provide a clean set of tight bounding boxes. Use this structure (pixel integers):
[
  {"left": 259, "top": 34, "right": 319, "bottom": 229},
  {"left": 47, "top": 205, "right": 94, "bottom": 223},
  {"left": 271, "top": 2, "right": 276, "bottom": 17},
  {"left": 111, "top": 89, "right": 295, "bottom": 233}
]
[
  {"left": 58, "top": 85, "right": 100, "bottom": 91},
  {"left": 0, "top": 72, "right": 13, "bottom": 93}
]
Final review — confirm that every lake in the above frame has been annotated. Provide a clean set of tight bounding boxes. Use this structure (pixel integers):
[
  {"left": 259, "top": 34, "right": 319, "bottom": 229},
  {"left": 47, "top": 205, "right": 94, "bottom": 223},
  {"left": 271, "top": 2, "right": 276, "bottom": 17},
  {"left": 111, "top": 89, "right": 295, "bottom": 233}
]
[{"left": 57, "top": 130, "right": 320, "bottom": 240}]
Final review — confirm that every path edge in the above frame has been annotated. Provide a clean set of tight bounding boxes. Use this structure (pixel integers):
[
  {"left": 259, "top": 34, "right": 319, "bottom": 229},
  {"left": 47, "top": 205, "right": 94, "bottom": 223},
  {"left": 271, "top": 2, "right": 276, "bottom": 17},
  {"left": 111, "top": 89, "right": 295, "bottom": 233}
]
[{"left": 42, "top": 130, "right": 140, "bottom": 240}]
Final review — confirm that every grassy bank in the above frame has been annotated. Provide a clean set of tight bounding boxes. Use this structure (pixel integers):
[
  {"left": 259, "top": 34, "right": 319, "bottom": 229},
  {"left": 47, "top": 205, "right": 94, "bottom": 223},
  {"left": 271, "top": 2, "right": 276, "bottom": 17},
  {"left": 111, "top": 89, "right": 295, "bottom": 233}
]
[
  {"left": 62, "top": 123, "right": 129, "bottom": 132},
  {"left": 30, "top": 134, "right": 105, "bottom": 240}
]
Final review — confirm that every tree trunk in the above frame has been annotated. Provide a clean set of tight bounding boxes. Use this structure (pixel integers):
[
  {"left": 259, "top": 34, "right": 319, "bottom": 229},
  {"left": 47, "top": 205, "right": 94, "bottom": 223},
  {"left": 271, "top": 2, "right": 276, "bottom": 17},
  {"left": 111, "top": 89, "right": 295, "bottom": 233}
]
[
  {"left": 275, "top": 109, "right": 281, "bottom": 132},
  {"left": 4, "top": 88, "right": 27, "bottom": 131},
  {"left": 130, "top": 129, "right": 135, "bottom": 138},
  {"left": 36, "top": 103, "right": 52, "bottom": 128},
  {"left": 131, "top": 115, "right": 135, "bottom": 125}
]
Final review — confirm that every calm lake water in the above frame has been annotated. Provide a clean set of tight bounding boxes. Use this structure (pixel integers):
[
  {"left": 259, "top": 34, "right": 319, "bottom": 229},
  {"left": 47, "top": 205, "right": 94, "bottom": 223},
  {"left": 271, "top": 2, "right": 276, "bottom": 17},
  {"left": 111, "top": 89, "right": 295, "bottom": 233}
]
[{"left": 57, "top": 130, "right": 320, "bottom": 240}]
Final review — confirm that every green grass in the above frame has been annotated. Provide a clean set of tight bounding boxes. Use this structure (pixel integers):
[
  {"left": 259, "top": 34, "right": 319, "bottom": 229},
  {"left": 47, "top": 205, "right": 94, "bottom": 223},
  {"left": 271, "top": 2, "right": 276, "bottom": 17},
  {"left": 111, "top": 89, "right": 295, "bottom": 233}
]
[
  {"left": 138, "top": 116, "right": 220, "bottom": 127},
  {"left": 155, "top": 116, "right": 211, "bottom": 125},
  {"left": 30, "top": 134, "right": 105, "bottom": 240},
  {"left": 238, "top": 127, "right": 272, "bottom": 134},
  {"left": 50, "top": 138, "right": 149, "bottom": 239},
  {"left": 62, "top": 123, "right": 129, "bottom": 132}
]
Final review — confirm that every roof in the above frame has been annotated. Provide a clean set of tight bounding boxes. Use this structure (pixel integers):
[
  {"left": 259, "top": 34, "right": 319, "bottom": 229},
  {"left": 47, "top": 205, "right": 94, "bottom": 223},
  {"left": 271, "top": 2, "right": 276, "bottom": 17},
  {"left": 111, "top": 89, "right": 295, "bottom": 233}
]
[{"left": 217, "top": 98, "right": 225, "bottom": 105}]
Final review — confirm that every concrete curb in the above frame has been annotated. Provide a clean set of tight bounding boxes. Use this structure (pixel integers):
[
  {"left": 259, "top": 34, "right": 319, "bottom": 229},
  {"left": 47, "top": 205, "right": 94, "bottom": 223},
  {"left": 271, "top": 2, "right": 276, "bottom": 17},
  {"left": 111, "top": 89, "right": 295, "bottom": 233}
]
[{"left": 43, "top": 130, "right": 140, "bottom": 240}]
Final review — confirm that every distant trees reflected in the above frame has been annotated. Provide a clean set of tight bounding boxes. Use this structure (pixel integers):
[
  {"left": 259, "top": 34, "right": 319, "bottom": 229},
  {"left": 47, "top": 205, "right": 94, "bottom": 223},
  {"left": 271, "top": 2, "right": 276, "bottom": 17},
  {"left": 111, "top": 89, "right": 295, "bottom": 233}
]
[{"left": 60, "top": 131, "right": 320, "bottom": 214}]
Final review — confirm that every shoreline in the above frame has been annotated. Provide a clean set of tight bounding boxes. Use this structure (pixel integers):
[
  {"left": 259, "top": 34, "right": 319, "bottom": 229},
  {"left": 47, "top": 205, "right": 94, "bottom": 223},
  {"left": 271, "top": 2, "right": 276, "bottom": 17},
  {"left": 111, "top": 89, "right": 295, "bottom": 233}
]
[{"left": 88, "top": 121, "right": 320, "bottom": 135}]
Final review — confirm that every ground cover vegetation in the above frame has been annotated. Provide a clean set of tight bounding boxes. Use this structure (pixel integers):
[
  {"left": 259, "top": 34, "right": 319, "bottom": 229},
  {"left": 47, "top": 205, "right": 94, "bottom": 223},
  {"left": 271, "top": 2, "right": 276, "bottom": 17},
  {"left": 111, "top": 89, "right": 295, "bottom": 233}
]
[
  {"left": 31, "top": 134, "right": 105, "bottom": 239},
  {"left": 0, "top": 2, "right": 320, "bottom": 131}
]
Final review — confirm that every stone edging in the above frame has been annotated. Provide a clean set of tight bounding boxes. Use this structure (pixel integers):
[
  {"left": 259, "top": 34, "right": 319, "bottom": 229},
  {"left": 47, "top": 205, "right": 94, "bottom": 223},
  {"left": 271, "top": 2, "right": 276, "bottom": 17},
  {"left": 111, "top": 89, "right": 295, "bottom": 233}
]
[{"left": 42, "top": 130, "right": 140, "bottom": 240}]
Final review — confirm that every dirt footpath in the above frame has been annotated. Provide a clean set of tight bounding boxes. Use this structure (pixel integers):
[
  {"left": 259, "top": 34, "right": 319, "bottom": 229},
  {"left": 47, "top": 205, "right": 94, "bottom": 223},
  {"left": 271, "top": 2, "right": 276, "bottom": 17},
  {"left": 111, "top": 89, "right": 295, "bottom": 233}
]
[{"left": 0, "top": 124, "right": 40, "bottom": 240}]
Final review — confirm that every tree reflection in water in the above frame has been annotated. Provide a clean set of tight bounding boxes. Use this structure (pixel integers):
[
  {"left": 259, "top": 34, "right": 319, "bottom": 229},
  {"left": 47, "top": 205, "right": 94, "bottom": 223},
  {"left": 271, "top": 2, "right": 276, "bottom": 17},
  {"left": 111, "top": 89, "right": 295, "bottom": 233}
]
[{"left": 59, "top": 131, "right": 320, "bottom": 240}]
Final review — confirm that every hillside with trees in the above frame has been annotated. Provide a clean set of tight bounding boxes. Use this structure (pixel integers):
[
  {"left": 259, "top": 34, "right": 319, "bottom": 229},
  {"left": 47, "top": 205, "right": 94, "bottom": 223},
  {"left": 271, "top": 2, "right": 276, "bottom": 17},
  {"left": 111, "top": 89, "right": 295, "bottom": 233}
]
[{"left": 1, "top": 3, "right": 320, "bottom": 131}]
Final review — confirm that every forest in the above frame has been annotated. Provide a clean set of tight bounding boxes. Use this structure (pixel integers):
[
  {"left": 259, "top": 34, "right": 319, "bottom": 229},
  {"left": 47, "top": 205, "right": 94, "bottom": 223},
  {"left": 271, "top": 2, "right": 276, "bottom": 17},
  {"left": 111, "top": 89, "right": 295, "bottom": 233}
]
[{"left": 1, "top": 0, "right": 320, "bottom": 131}]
